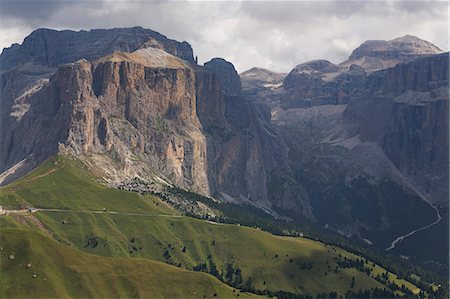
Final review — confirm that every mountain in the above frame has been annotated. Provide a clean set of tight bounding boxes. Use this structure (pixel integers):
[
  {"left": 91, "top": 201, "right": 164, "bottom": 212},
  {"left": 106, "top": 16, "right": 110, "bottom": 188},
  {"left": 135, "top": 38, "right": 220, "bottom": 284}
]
[
  {"left": 0, "top": 27, "right": 448, "bottom": 281},
  {"left": 240, "top": 67, "right": 286, "bottom": 98},
  {"left": 0, "top": 27, "right": 294, "bottom": 215},
  {"left": 341, "top": 35, "right": 443, "bottom": 73},
  {"left": 249, "top": 35, "right": 443, "bottom": 110},
  {"left": 241, "top": 37, "right": 448, "bottom": 270},
  {"left": 0, "top": 26, "right": 193, "bottom": 182},
  {"left": 241, "top": 67, "right": 286, "bottom": 85},
  {"left": 0, "top": 26, "right": 194, "bottom": 70}
]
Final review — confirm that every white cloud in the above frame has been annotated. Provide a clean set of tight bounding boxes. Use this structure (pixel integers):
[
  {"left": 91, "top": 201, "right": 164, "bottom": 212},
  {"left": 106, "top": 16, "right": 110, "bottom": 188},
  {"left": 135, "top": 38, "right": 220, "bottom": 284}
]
[{"left": 0, "top": 0, "right": 448, "bottom": 72}]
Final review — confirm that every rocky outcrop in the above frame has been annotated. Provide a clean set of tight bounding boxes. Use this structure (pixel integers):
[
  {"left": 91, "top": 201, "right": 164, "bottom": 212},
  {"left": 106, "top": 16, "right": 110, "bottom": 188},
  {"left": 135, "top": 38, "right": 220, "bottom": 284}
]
[
  {"left": 365, "top": 53, "right": 449, "bottom": 95},
  {"left": 203, "top": 58, "right": 242, "bottom": 96},
  {"left": 200, "top": 58, "right": 291, "bottom": 207},
  {"left": 280, "top": 60, "right": 367, "bottom": 108},
  {"left": 8, "top": 50, "right": 210, "bottom": 194},
  {"left": 0, "top": 27, "right": 196, "bottom": 183},
  {"left": 349, "top": 35, "right": 442, "bottom": 60},
  {"left": 345, "top": 53, "right": 449, "bottom": 205},
  {"left": 1, "top": 48, "right": 209, "bottom": 194},
  {"left": 283, "top": 60, "right": 339, "bottom": 90}
]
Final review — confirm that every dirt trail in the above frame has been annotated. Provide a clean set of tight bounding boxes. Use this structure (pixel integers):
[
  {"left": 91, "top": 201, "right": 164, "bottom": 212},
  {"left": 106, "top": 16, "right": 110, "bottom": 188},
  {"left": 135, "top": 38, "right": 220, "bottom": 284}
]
[
  {"left": 8, "top": 213, "right": 54, "bottom": 238},
  {"left": 28, "top": 168, "right": 59, "bottom": 182},
  {"left": 1, "top": 208, "right": 183, "bottom": 218}
]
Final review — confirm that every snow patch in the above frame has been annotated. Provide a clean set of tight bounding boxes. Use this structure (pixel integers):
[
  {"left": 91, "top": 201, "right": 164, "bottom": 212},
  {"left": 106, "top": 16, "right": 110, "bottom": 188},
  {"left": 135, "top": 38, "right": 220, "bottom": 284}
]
[{"left": 263, "top": 82, "right": 283, "bottom": 90}]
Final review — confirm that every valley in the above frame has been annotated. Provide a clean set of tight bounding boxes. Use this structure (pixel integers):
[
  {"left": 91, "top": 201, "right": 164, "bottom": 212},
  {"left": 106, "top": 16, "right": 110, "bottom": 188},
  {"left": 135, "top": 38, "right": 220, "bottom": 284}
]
[{"left": 0, "top": 155, "right": 441, "bottom": 298}]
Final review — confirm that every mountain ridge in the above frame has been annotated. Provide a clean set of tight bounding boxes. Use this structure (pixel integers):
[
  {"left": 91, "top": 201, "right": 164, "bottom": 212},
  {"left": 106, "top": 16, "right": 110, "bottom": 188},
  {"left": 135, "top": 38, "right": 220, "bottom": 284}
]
[
  {"left": 0, "top": 26, "right": 194, "bottom": 70},
  {"left": 0, "top": 28, "right": 448, "bottom": 273}
]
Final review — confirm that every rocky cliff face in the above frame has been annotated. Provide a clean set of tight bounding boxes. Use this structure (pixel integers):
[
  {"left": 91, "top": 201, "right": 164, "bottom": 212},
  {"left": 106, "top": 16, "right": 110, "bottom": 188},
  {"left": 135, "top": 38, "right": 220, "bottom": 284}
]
[
  {"left": 345, "top": 53, "right": 449, "bottom": 205},
  {"left": 281, "top": 60, "right": 367, "bottom": 108},
  {"left": 200, "top": 58, "right": 291, "bottom": 208},
  {"left": 0, "top": 28, "right": 194, "bottom": 184},
  {"left": 240, "top": 39, "right": 448, "bottom": 207},
  {"left": 1, "top": 47, "right": 209, "bottom": 192},
  {"left": 204, "top": 58, "right": 242, "bottom": 96},
  {"left": 0, "top": 28, "right": 293, "bottom": 211},
  {"left": 365, "top": 52, "right": 449, "bottom": 95}
]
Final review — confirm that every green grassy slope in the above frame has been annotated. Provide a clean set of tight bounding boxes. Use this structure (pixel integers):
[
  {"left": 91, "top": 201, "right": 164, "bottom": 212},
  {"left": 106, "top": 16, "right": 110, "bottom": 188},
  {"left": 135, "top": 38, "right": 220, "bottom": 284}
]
[
  {"left": 0, "top": 156, "right": 174, "bottom": 214},
  {"left": 0, "top": 227, "right": 251, "bottom": 298},
  {"left": 36, "top": 212, "right": 405, "bottom": 295},
  {"left": 0, "top": 156, "right": 429, "bottom": 297}
]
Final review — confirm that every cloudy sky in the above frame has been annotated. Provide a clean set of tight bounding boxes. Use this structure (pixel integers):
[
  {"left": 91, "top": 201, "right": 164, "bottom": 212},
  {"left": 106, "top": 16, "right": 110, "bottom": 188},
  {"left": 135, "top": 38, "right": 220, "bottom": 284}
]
[{"left": 0, "top": 0, "right": 448, "bottom": 72}]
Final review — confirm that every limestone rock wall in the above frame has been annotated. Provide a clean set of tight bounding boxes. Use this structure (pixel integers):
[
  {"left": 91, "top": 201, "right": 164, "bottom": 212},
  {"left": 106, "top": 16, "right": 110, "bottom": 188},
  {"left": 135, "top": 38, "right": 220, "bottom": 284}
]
[{"left": 345, "top": 53, "right": 449, "bottom": 205}]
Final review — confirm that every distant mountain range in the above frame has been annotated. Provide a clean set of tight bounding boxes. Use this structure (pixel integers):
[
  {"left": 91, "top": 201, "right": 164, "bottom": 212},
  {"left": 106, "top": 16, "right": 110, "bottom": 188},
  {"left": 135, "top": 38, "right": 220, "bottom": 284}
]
[{"left": 0, "top": 27, "right": 448, "bottom": 275}]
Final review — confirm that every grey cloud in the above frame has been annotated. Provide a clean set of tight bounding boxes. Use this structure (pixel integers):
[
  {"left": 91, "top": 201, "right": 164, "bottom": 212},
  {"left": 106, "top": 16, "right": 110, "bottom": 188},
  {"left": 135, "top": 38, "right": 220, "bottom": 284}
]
[
  {"left": 393, "top": 1, "right": 447, "bottom": 15},
  {"left": 240, "top": 1, "right": 363, "bottom": 23},
  {"left": 0, "top": 0, "right": 448, "bottom": 73},
  {"left": 0, "top": 0, "right": 78, "bottom": 23}
]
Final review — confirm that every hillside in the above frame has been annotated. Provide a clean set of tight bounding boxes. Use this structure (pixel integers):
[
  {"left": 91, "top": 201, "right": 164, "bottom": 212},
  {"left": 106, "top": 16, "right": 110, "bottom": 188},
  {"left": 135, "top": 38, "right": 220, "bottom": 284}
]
[
  {"left": 0, "top": 227, "right": 250, "bottom": 298},
  {"left": 0, "top": 155, "right": 439, "bottom": 298}
]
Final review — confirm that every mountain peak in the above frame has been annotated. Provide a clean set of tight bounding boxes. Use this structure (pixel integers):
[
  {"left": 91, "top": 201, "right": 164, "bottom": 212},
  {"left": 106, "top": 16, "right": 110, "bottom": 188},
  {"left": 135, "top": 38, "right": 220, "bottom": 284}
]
[
  {"left": 240, "top": 67, "right": 286, "bottom": 82},
  {"left": 204, "top": 58, "right": 242, "bottom": 96},
  {"left": 349, "top": 35, "right": 442, "bottom": 61},
  {"left": 340, "top": 35, "right": 443, "bottom": 73},
  {"left": 241, "top": 67, "right": 273, "bottom": 75},
  {"left": 392, "top": 34, "right": 430, "bottom": 43},
  {"left": 291, "top": 60, "right": 338, "bottom": 74}
]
